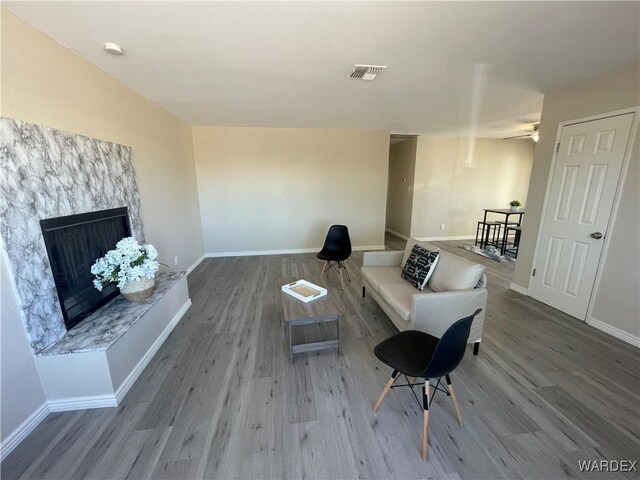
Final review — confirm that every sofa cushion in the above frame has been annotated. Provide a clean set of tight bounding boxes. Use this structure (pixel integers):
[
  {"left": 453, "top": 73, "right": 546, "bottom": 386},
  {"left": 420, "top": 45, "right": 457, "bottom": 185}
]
[
  {"left": 378, "top": 283, "right": 417, "bottom": 322},
  {"left": 400, "top": 244, "right": 440, "bottom": 291},
  {"left": 401, "top": 238, "right": 440, "bottom": 268},
  {"left": 428, "top": 251, "right": 485, "bottom": 292},
  {"left": 361, "top": 266, "right": 404, "bottom": 292}
]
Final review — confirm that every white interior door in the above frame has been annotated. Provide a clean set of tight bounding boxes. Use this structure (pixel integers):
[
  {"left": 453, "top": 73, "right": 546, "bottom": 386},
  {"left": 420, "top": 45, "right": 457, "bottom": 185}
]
[{"left": 531, "top": 113, "right": 635, "bottom": 319}]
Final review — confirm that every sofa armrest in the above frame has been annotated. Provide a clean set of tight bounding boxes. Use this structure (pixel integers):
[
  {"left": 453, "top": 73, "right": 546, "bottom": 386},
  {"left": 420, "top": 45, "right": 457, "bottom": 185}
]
[
  {"left": 363, "top": 251, "right": 403, "bottom": 267},
  {"left": 411, "top": 288, "right": 487, "bottom": 342}
]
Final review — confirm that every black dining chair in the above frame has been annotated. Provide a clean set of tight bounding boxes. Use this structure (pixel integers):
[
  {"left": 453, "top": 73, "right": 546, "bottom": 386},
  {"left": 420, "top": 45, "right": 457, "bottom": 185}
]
[
  {"left": 317, "top": 225, "right": 352, "bottom": 288},
  {"left": 372, "top": 308, "right": 483, "bottom": 460}
]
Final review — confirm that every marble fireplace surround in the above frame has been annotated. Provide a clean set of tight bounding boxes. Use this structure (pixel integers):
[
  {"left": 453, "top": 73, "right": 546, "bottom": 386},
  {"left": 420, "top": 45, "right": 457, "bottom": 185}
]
[
  {"left": 1, "top": 117, "right": 193, "bottom": 416},
  {"left": 0, "top": 117, "right": 145, "bottom": 353}
]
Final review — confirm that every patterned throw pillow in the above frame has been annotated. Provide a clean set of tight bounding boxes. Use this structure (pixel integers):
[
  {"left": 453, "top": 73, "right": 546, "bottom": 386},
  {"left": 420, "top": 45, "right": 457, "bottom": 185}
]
[{"left": 401, "top": 244, "right": 440, "bottom": 291}]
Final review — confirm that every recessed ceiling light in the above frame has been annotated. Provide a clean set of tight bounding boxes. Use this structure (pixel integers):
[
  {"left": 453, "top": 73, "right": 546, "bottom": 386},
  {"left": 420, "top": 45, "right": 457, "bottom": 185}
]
[{"left": 103, "top": 42, "right": 124, "bottom": 55}]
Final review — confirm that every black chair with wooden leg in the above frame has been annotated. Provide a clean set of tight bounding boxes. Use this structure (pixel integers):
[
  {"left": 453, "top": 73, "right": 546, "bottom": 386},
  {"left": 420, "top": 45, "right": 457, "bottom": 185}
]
[
  {"left": 317, "top": 225, "right": 352, "bottom": 288},
  {"left": 372, "top": 308, "right": 482, "bottom": 461}
]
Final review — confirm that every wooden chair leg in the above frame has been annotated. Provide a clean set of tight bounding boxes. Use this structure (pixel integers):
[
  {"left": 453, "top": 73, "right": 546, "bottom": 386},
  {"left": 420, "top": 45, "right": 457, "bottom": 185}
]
[
  {"left": 422, "top": 379, "right": 430, "bottom": 460},
  {"left": 373, "top": 370, "right": 399, "bottom": 413},
  {"left": 343, "top": 261, "right": 351, "bottom": 281},
  {"left": 321, "top": 261, "right": 329, "bottom": 275},
  {"left": 445, "top": 375, "right": 464, "bottom": 426},
  {"left": 339, "top": 265, "right": 344, "bottom": 289}
]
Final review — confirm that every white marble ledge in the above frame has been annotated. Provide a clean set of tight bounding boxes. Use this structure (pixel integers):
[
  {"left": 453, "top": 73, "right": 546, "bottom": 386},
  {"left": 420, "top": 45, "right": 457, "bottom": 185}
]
[{"left": 37, "top": 271, "right": 186, "bottom": 356}]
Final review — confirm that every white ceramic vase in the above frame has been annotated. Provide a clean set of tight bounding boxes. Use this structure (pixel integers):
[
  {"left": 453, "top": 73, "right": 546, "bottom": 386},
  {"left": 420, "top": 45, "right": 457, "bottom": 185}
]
[
  {"left": 120, "top": 276, "right": 155, "bottom": 301},
  {"left": 510, "top": 205, "right": 521, "bottom": 212}
]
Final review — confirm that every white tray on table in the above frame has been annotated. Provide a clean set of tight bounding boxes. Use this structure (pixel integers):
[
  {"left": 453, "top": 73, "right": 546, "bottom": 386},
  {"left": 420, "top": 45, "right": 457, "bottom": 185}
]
[{"left": 281, "top": 279, "right": 327, "bottom": 303}]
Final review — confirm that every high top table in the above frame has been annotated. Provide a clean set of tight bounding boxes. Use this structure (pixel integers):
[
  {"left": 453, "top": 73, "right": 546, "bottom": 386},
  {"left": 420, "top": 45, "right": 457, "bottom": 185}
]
[{"left": 482, "top": 208, "right": 525, "bottom": 255}]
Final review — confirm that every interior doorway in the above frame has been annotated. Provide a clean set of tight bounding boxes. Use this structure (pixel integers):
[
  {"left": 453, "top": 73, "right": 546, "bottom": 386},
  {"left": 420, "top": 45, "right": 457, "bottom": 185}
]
[{"left": 385, "top": 135, "right": 418, "bottom": 241}]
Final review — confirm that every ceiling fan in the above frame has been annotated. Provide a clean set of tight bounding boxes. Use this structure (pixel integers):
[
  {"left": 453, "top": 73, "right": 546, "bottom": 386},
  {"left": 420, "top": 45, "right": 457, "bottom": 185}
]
[{"left": 504, "top": 124, "right": 539, "bottom": 142}]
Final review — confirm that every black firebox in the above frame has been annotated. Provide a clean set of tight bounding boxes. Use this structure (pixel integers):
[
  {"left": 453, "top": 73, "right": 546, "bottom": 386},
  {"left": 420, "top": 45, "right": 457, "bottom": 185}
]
[{"left": 40, "top": 207, "right": 132, "bottom": 330}]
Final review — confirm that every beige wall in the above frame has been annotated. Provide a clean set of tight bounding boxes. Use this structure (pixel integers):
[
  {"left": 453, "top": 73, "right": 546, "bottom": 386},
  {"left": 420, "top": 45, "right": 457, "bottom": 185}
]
[
  {"left": 513, "top": 65, "right": 639, "bottom": 339},
  {"left": 1, "top": 247, "right": 47, "bottom": 447},
  {"left": 386, "top": 138, "right": 417, "bottom": 238},
  {"left": 591, "top": 131, "right": 639, "bottom": 337},
  {"left": 1, "top": 11, "right": 204, "bottom": 272},
  {"left": 192, "top": 127, "right": 389, "bottom": 253},
  {"left": 410, "top": 137, "right": 534, "bottom": 239},
  {"left": 0, "top": 10, "right": 204, "bottom": 446}
]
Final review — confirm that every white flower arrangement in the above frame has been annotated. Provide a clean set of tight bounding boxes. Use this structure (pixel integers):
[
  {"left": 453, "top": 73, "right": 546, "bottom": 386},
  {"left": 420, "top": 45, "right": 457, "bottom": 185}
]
[{"left": 91, "top": 237, "right": 159, "bottom": 291}]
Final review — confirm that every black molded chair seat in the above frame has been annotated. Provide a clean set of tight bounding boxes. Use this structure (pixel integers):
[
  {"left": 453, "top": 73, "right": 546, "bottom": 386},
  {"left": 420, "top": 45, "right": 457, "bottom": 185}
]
[
  {"left": 317, "top": 248, "right": 350, "bottom": 261},
  {"left": 374, "top": 330, "right": 439, "bottom": 377},
  {"left": 317, "top": 225, "right": 352, "bottom": 287},
  {"left": 317, "top": 225, "right": 351, "bottom": 261},
  {"left": 372, "top": 308, "right": 482, "bottom": 461}
]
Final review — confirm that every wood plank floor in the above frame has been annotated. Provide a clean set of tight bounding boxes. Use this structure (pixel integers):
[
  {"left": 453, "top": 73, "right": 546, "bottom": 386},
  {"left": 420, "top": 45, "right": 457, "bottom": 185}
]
[{"left": 2, "top": 234, "right": 639, "bottom": 479}]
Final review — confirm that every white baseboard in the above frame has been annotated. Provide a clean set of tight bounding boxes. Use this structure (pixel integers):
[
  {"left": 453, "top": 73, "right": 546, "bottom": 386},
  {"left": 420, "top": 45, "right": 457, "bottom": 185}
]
[
  {"left": 206, "top": 248, "right": 316, "bottom": 257},
  {"left": 205, "top": 245, "right": 385, "bottom": 258},
  {"left": 414, "top": 235, "right": 476, "bottom": 241},
  {"left": 48, "top": 298, "right": 192, "bottom": 412},
  {"left": 385, "top": 229, "right": 409, "bottom": 240},
  {"left": 587, "top": 316, "right": 640, "bottom": 348},
  {"left": 115, "top": 298, "right": 192, "bottom": 403},
  {"left": 509, "top": 282, "right": 530, "bottom": 296},
  {"left": 48, "top": 394, "right": 118, "bottom": 412},
  {"left": 1, "top": 298, "right": 193, "bottom": 455},
  {"left": 186, "top": 255, "right": 205, "bottom": 275},
  {"left": 353, "top": 245, "right": 386, "bottom": 252},
  {"left": 0, "top": 402, "right": 49, "bottom": 461}
]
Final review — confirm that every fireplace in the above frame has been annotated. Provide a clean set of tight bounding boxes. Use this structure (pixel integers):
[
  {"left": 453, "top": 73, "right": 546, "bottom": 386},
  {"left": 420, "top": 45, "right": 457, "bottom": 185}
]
[{"left": 40, "top": 207, "right": 132, "bottom": 330}]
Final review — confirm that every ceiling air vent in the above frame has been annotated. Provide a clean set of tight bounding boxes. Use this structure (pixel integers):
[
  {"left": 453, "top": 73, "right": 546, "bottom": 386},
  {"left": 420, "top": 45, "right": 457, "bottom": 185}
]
[{"left": 347, "top": 64, "right": 387, "bottom": 81}]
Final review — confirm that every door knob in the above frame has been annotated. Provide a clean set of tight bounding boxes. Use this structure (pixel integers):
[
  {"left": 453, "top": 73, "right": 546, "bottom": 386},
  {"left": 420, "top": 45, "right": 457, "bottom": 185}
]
[{"left": 590, "top": 232, "right": 603, "bottom": 239}]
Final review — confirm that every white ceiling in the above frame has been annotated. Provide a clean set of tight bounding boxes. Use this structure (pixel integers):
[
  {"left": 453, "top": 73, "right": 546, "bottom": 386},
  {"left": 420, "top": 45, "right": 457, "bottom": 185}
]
[{"left": 5, "top": 1, "right": 640, "bottom": 138}]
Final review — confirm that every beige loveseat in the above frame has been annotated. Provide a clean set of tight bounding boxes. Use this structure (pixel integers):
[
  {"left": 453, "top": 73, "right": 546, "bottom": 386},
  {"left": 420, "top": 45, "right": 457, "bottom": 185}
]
[{"left": 361, "top": 238, "right": 487, "bottom": 354}]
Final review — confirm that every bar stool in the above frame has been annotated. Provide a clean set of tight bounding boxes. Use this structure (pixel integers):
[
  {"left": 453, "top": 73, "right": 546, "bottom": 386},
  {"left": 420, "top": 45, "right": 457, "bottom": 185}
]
[
  {"left": 475, "top": 221, "right": 502, "bottom": 249},
  {"left": 495, "top": 221, "right": 519, "bottom": 254},
  {"left": 503, "top": 226, "right": 522, "bottom": 257}
]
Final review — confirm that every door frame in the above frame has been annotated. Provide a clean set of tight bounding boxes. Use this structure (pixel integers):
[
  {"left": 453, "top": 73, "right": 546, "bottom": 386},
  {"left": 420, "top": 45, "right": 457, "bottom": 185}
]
[{"left": 530, "top": 106, "right": 640, "bottom": 322}]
